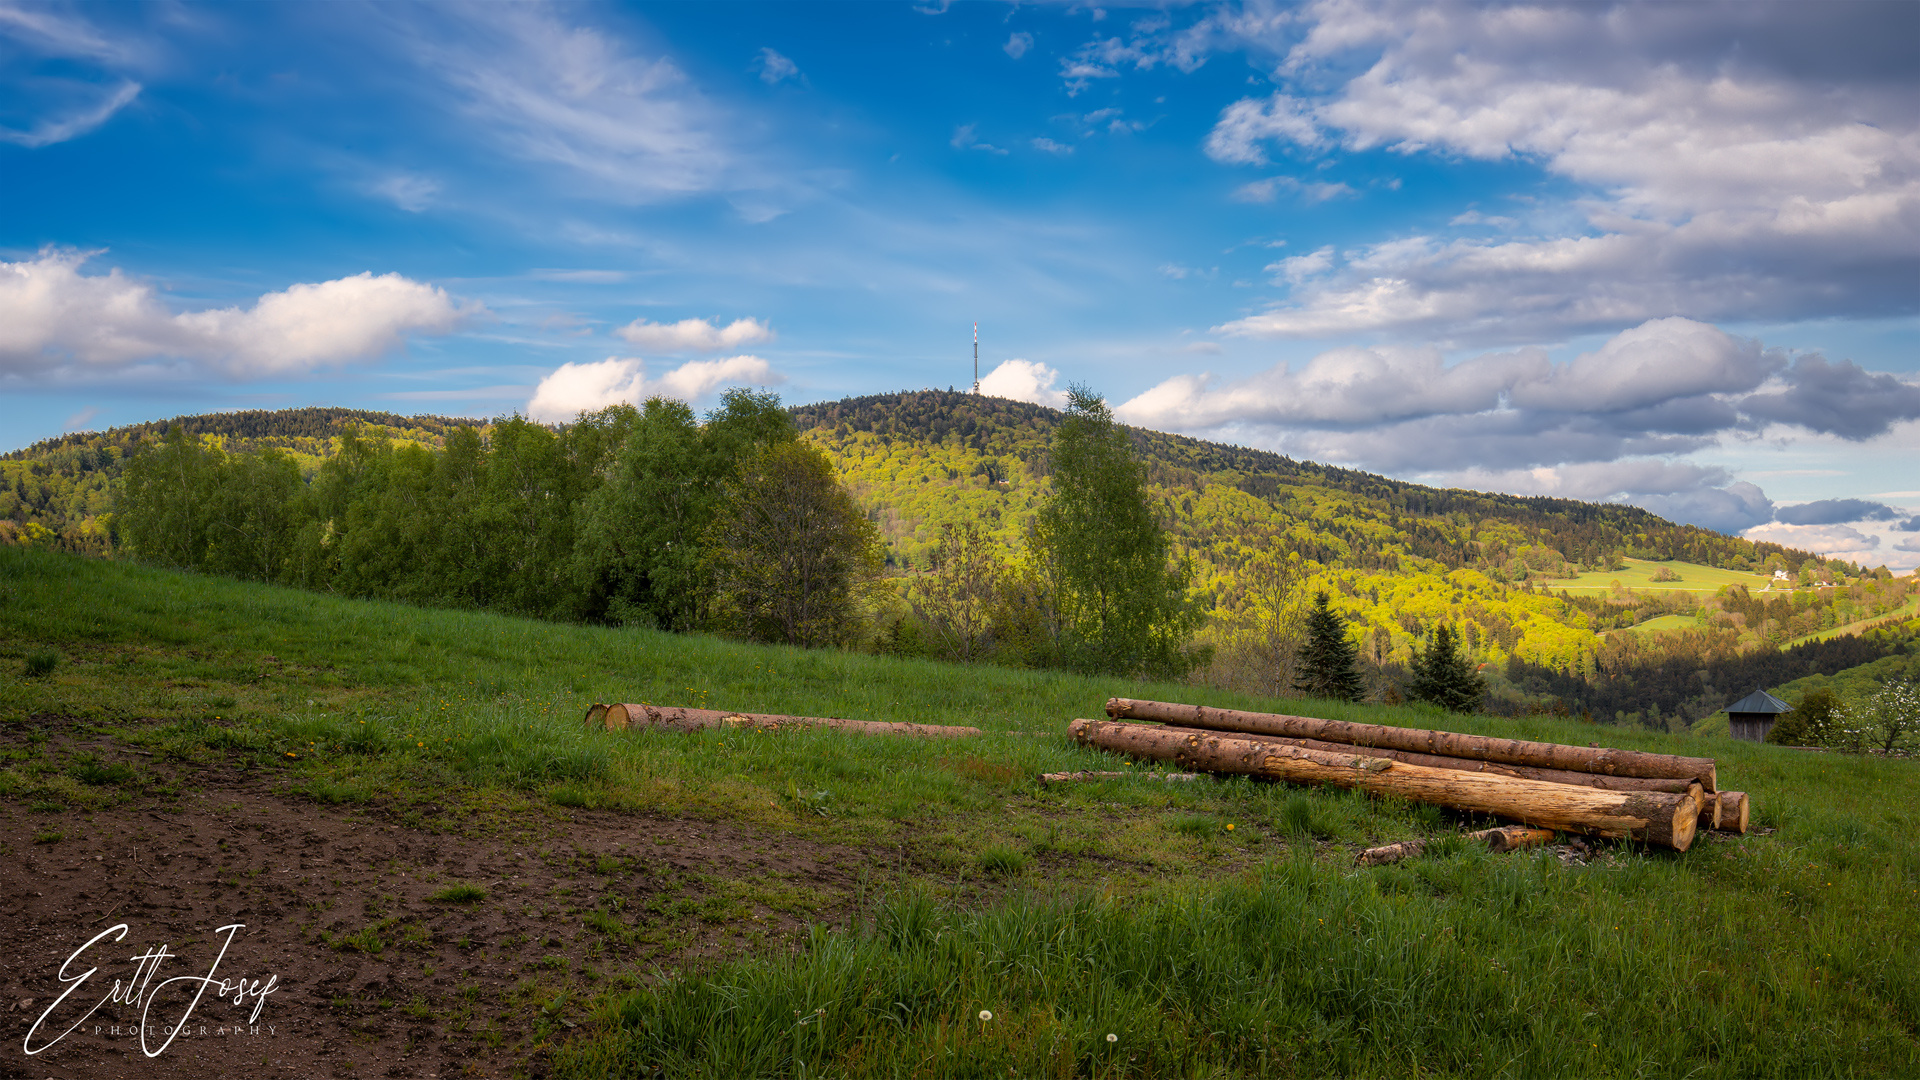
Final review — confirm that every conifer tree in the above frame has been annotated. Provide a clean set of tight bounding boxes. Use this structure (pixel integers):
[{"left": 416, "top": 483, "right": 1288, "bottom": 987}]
[
  {"left": 1291, "top": 591, "right": 1364, "bottom": 702},
  {"left": 1407, "top": 623, "right": 1486, "bottom": 713}
]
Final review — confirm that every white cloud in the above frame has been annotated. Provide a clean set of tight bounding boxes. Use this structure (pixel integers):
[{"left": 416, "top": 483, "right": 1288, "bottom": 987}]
[
  {"left": 524, "top": 354, "right": 779, "bottom": 423},
  {"left": 0, "top": 4, "right": 146, "bottom": 148},
  {"left": 1742, "top": 522, "right": 1883, "bottom": 564},
  {"left": 1113, "top": 317, "right": 1920, "bottom": 521},
  {"left": 951, "top": 123, "right": 1008, "bottom": 155},
  {"left": 613, "top": 316, "right": 773, "bottom": 353},
  {"left": 755, "top": 47, "right": 800, "bottom": 85},
  {"left": 977, "top": 359, "right": 1068, "bottom": 407},
  {"left": 1030, "top": 137, "right": 1073, "bottom": 155},
  {"left": 369, "top": 173, "right": 441, "bottom": 213},
  {"left": 1231, "top": 176, "right": 1353, "bottom": 203},
  {"left": 1267, "top": 245, "right": 1334, "bottom": 284},
  {"left": 400, "top": 5, "right": 730, "bottom": 201},
  {"left": 1199, "top": 1, "right": 1920, "bottom": 339},
  {"left": 0, "top": 249, "right": 471, "bottom": 378},
  {"left": 1004, "top": 31, "right": 1033, "bottom": 60}
]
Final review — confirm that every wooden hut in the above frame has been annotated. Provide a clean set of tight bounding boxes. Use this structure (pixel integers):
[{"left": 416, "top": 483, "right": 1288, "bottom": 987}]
[{"left": 1724, "top": 689, "right": 1792, "bottom": 742}]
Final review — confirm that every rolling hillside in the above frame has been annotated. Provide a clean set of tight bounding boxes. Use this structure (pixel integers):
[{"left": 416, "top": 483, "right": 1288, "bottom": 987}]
[{"left": 4, "top": 392, "right": 1914, "bottom": 724}]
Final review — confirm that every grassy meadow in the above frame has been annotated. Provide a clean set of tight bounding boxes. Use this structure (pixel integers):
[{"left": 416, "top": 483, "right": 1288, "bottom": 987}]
[
  {"left": 3, "top": 544, "right": 1917, "bottom": 1077},
  {"left": 1555, "top": 557, "right": 1776, "bottom": 594}
]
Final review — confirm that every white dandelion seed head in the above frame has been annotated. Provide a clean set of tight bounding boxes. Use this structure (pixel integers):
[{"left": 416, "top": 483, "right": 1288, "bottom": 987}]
[
  {"left": 1107, "top": 1033, "right": 1118, "bottom": 1042},
  {"left": 979, "top": 1010, "right": 993, "bottom": 1021}
]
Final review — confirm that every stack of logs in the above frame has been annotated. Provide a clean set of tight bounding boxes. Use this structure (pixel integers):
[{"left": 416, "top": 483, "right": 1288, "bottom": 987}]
[{"left": 1072, "top": 698, "right": 1752, "bottom": 854}]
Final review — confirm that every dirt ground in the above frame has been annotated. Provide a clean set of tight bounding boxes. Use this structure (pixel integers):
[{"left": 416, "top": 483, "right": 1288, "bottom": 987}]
[{"left": 0, "top": 717, "right": 870, "bottom": 1079}]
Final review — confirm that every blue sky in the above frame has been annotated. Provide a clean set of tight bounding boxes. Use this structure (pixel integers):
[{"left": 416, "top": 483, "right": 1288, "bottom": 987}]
[{"left": 3, "top": 1, "right": 1917, "bottom": 565}]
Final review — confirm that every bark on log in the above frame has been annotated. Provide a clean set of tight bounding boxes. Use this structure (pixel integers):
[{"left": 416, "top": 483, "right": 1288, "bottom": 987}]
[
  {"left": 1170, "top": 728, "right": 1698, "bottom": 794},
  {"left": 1713, "top": 790, "right": 1750, "bottom": 834},
  {"left": 1070, "top": 719, "right": 1699, "bottom": 851},
  {"left": 585, "top": 703, "right": 979, "bottom": 738},
  {"left": 1106, "top": 698, "right": 1717, "bottom": 792},
  {"left": 1357, "top": 825, "right": 1557, "bottom": 866},
  {"left": 1038, "top": 771, "right": 1201, "bottom": 783}
]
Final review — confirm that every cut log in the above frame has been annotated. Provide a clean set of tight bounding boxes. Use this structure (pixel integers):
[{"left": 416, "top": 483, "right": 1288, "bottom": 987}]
[
  {"left": 1038, "top": 771, "right": 1201, "bottom": 783},
  {"left": 1713, "top": 790, "right": 1750, "bottom": 834},
  {"left": 1168, "top": 728, "right": 1698, "bottom": 794},
  {"left": 1697, "top": 790, "right": 1724, "bottom": 831},
  {"left": 1070, "top": 719, "right": 1699, "bottom": 851},
  {"left": 1106, "top": 698, "right": 1717, "bottom": 792},
  {"left": 585, "top": 703, "right": 979, "bottom": 738},
  {"left": 1358, "top": 825, "right": 1557, "bottom": 866}
]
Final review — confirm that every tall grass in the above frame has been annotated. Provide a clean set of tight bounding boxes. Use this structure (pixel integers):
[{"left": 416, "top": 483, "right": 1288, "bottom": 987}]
[{"left": 562, "top": 851, "right": 1918, "bottom": 1078}]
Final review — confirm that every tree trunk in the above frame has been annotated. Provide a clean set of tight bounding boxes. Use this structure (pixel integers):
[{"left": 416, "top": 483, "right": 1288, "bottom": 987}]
[
  {"left": 585, "top": 703, "right": 979, "bottom": 738},
  {"left": 1106, "top": 698, "right": 1717, "bottom": 792},
  {"left": 1358, "top": 825, "right": 1557, "bottom": 865},
  {"left": 1070, "top": 719, "right": 1700, "bottom": 851},
  {"left": 1713, "top": 790, "right": 1750, "bottom": 834},
  {"left": 1164, "top": 727, "right": 1699, "bottom": 793}
]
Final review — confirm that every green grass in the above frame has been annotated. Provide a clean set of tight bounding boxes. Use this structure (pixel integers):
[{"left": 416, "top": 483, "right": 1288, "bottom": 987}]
[
  {"left": 1621, "top": 613, "right": 1704, "bottom": 634},
  {"left": 430, "top": 884, "right": 488, "bottom": 904},
  {"left": 4, "top": 545, "right": 1918, "bottom": 1077},
  {"left": 1556, "top": 557, "right": 1776, "bottom": 594},
  {"left": 1788, "top": 595, "right": 1920, "bottom": 646}
]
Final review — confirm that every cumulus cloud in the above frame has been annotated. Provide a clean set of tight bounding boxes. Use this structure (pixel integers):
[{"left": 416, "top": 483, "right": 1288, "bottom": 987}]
[
  {"left": 1199, "top": 1, "right": 1920, "bottom": 341},
  {"left": 1635, "top": 482, "right": 1777, "bottom": 535},
  {"left": 1897, "top": 536, "right": 1920, "bottom": 554},
  {"left": 524, "top": 354, "right": 779, "bottom": 423},
  {"left": 1113, "top": 316, "right": 1920, "bottom": 533},
  {"left": 1743, "top": 522, "right": 1883, "bottom": 564},
  {"left": 1740, "top": 356, "right": 1920, "bottom": 441},
  {"left": 977, "top": 359, "right": 1068, "bottom": 407},
  {"left": 1896, "top": 517, "right": 1920, "bottom": 533},
  {"left": 613, "top": 316, "right": 773, "bottom": 353},
  {"left": 1031, "top": 137, "right": 1073, "bottom": 155},
  {"left": 1773, "top": 499, "right": 1902, "bottom": 526},
  {"left": 0, "top": 249, "right": 471, "bottom": 378},
  {"left": 1004, "top": 31, "right": 1033, "bottom": 60},
  {"left": 1121, "top": 317, "right": 1920, "bottom": 475},
  {"left": 1267, "top": 245, "right": 1335, "bottom": 283},
  {"left": 950, "top": 123, "right": 1008, "bottom": 155},
  {"left": 1232, "top": 177, "right": 1353, "bottom": 204}
]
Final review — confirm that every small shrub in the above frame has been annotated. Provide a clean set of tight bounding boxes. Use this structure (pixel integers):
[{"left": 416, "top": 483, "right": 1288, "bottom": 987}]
[
  {"left": 68, "top": 754, "right": 136, "bottom": 787},
  {"left": 24, "top": 649, "right": 59, "bottom": 678},
  {"left": 975, "top": 845, "right": 1029, "bottom": 877},
  {"left": 430, "top": 884, "right": 487, "bottom": 904}
]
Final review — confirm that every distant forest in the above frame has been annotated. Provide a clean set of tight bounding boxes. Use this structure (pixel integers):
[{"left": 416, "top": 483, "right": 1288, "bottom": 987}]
[{"left": 6, "top": 393, "right": 1916, "bottom": 728}]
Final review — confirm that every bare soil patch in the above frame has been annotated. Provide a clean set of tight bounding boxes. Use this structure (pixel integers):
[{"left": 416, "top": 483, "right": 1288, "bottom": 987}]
[{"left": 1, "top": 717, "right": 869, "bottom": 1079}]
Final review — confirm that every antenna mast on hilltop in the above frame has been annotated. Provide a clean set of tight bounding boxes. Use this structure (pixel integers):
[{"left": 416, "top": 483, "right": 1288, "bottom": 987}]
[{"left": 972, "top": 321, "right": 979, "bottom": 393}]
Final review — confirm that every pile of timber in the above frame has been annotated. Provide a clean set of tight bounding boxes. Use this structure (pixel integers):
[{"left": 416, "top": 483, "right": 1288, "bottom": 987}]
[
  {"left": 584, "top": 702, "right": 980, "bottom": 738},
  {"left": 1072, "top": 698, "right": 1753, "bottom": 853}
]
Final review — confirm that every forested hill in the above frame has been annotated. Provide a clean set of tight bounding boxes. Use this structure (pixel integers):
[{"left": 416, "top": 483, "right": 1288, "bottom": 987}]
[{"left": 790, "top": 390, "right": 1813, "bottom": 577}]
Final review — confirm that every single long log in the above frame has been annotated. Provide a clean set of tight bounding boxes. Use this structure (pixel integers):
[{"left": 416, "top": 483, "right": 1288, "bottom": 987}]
[
  {"left": 585, "top": 703, "right": 979, "bottom": 738},
  {"left": 1106, "top": 698, "right": 1717, "bottom": 792},
  {"left": 1358, "top": 825, "right": 1557, "bottom": 866},
  {"left": 1713, "top": 790, "right": 1750, "bottom": 834},
  {"left": 1071, "top": 719, "right": 1699, "bottom": 851},
  {"left": 1176, "top": 727, "right": 1698, "bottom": 794}
]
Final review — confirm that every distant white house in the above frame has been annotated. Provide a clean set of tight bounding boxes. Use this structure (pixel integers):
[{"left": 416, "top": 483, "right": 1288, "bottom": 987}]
[{"left": 1772, "top": 569, "right": 1791, "bottom": 581}]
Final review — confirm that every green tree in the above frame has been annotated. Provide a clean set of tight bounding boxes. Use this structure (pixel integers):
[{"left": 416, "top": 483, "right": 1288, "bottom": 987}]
[
  {"left": 118, "top": 424, "right": 222, "bottom": 569},
  {"left": 1291, "top": 591, "right": 1364, "bottom": 702},
  {"left": 1027, "top": 386, "right": 1200, "bottom": 678},
  {"left": 1767, "top": 687, "right": 1834, "bottom": 745},
  {"left": 909, "top": 520, "right": 1005, "bottom": 662},
  {"left": 705, "top": 440, "right": 882, "bottom": 648},
  {"left": 1407, "top": 623, "right": 1486, "bottom": 713}
]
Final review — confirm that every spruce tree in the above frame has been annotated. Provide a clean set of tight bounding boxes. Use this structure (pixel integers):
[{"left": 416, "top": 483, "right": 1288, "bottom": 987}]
[
  {"left": 1407, "top": 623, "right": 1486, "bottom": 713},
  {"left": 1292, "top": 591, "right": 1364, "bottom": 702}
]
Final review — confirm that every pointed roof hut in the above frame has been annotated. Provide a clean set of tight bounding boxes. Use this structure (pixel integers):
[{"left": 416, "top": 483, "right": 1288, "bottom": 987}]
[{"left": 1724, "top": 689, "right": 1792, "bottom": 742}]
